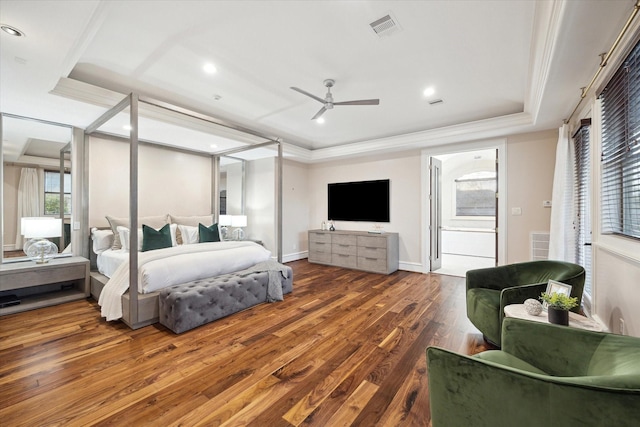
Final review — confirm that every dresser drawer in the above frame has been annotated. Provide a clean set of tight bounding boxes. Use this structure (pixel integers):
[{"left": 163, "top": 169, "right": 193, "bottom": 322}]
[
  {"left": 332, "top": 234, "right": 357, "bottom": 246},
  {"left": 309, "top": 231, "right": 332, "bottom": 244},
  {"left": 332, "top": 243, "right": 356, "bottom": 256},
  {"left": 357, "top": 256, "right": 387, "bottom": 273},
  {"left": 357, "top": 246, "right": 386, "bottom": 259},
  {"left": 310, "top": 241, "right": 331, "bottom": 254},
  {"left": 357, "top": 235, "right": 387, "bottom": 249},
  {"left": 332, "top": 253, "right": 357, "bottom": 268},
  {"left": 309, "top": 251, "right": 332, "bottom": 264}
]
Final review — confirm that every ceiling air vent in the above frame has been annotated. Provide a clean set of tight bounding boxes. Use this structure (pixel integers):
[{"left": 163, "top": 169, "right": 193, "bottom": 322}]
[{"left": 369, "top": 13, "right": 401, "bottom": 37}]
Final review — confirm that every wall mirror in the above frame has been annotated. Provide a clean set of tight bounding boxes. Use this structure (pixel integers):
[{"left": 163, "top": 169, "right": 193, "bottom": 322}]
[{"left": 1, "top": 113, "right": 72, "bottom": 263}]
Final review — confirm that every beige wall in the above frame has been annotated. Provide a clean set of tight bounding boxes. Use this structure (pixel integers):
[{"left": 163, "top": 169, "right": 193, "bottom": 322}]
[
  {"left": 88, "top": 136, "right": 212, "bottom": 227},
  {"left": 308, "top": 151, "right": 423, "bottom": 269},
  {"left": 505, "top": 130, "right": 557, "bottom": 263},
  {"left": 282, "top": 159, "right": 310, "bottom": 261}
]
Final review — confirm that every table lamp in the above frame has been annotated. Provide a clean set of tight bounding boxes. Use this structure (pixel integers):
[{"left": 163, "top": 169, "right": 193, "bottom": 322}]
[
  {"left": 219, "top": 214, "right": 232, "bottom": 240},
  {"left": 231, "top": 215, "right": 247, "bottom": 240},
  {"left": 21, "top": 217, "right": 62, "bottom": 263}
]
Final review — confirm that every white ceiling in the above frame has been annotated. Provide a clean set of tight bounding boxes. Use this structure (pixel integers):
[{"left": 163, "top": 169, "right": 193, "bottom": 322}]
[{"left": 0, "top": 0, "right": 636, "bottom": 163}]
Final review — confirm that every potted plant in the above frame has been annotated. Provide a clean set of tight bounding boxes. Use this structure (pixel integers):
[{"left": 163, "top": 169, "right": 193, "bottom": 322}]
[{"left": 540, "top": 292, "right": 579, "bottom": 326}]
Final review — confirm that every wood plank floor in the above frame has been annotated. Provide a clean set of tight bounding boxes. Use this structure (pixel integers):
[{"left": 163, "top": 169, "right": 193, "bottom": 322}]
[{"left": 0, "top": 260, "right": 491, "bottom": 426}]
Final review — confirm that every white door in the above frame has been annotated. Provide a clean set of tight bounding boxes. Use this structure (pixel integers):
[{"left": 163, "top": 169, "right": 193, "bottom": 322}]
[{"left": 430, "top": 157, "right": 442, "bottom": 271}]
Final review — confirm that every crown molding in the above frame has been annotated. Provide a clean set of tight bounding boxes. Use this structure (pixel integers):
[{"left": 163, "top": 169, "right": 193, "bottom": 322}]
[{"left": 52, "top": 77, "right": 537, "bottom": 165}]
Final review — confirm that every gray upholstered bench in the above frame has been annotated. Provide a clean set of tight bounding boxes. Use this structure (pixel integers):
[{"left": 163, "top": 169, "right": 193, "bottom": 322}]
[{"left": 158, "top": 264, "right": 293, "bottom": 334}]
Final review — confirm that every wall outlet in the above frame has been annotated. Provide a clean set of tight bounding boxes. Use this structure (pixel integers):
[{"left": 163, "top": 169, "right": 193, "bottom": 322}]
[
  {"left": 511, "top": 207, "right": 522, "bottom": 216},
  {"left": 619, "top": 318, "right": 625, "bottom": 335},
  {"left": 292, "top": 244, "right": 297, "bottom": 250}
]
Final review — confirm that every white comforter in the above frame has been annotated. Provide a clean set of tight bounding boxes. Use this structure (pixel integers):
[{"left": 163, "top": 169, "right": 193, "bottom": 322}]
[{"left": 98, "top": 241, "right": 271, "bottom": 321}]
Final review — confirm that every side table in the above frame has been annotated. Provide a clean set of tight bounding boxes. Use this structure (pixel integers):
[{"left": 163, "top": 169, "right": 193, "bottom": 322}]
[{"left": 504, "top": 304, "right": 608, "bottom": 332}]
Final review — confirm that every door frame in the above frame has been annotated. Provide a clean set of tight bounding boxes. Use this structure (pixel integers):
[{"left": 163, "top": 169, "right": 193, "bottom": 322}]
[{"left": 421, "top": 138, "right": 507, "bottom": 273}]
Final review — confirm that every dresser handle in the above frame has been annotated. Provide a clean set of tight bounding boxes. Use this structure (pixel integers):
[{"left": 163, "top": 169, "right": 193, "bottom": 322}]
[{"left": 365, "top": 257, "right": 378, "bottom": 261}]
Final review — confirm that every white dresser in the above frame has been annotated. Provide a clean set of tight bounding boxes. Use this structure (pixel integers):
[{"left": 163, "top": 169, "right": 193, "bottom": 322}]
[{"left": 308, "top": 229, "right": 399, "bottom": 274}]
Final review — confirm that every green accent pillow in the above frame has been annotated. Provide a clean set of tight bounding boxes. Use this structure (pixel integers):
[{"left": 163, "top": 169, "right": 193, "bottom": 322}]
[
  {"left": 198, "top": 223, "right": 220, "bottom": 243},
  {"left": 142, "top": 224, "right": 173, "bottom": 252}
]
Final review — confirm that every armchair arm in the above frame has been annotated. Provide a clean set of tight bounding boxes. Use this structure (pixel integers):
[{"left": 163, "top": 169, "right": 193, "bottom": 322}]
[
  {"left": 501, "top": 318, "right": 604, "bottom": 376},
  {"left": 427, "top": 344, "right": 640, "bottom": 426},
  {"left": 426, "top": 346, "right": 551, "bottom": 427}
]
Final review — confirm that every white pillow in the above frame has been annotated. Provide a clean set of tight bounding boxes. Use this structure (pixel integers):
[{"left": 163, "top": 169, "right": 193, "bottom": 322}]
[
  {"left": 91, "top": 228, "right": 114, "bottom": 254},
  {"left": 177, "top": 224, "right": 199, "bottom": 245},
  {"left": 118, "top": 224, "right": 178, "bottom": 251},
  {"left": 117, "top": 226, "right": 142, "bottom": 252}
]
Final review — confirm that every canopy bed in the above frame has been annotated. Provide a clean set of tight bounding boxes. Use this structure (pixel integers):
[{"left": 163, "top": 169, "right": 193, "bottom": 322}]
[{"left": 84, "top": 93, "right": 287, "bottom": 330}]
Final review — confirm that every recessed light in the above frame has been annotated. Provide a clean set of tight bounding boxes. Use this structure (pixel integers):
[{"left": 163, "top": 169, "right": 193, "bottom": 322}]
[
  {"left": 123, "top": 125, "right": 132, "bottom": 131},
  {"left": 423, "top": 86, "right": 436, "bottom": 97},
  {"left": 210, "top": 144, "right": 218, "bottom": 149},
  {"left": 203, "top": 63, "right": 217, "bottom": 74},
  {"left": 1, "top": 25, "right": 25, "bottom": 37},
  {"left": 316, "top": 117, "right": 325, "bottom": 124}
]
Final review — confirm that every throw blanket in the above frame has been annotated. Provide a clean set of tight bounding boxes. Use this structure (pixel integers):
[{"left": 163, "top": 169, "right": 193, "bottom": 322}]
[
  {"left": 99, "top": 241, "right": 271, "bottom": 321},
  {"left": 232, "top": 260, "right": 290, "bottom": 302}
]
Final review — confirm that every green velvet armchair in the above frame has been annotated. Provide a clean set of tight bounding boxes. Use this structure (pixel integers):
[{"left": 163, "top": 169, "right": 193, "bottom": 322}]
[
  {"left": 427, "top": 318, "right": 640, "bottom": 427},
  {"left": 466, "top": 260, "right": 585, "bottom": 346}
]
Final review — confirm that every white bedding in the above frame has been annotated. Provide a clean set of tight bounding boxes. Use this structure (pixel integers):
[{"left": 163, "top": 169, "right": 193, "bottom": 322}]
[
  {"left": 97, "top": 249, "right": 129, "bottom": 278},
  {"left": 98, "top": 241, "right": 271, "bottom": 321}
]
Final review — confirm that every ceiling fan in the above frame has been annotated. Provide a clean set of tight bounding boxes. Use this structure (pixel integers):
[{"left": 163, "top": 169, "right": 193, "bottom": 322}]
[{"left": 291, "top": 79, "right": 380, "bottom": 120}]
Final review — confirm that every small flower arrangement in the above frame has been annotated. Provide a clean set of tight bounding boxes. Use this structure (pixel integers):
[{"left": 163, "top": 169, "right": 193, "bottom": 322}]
[{"left": 540, "top": 292, "right": 578, "bottom": 311}]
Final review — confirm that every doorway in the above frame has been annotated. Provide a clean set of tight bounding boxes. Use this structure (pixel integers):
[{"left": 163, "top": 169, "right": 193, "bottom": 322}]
[{"left": 425, "top": 145, "right": 505, "bottom": 277}]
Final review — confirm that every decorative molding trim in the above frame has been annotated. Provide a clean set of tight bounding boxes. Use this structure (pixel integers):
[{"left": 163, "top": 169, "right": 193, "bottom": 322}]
[
  {"left": 282, "top": 251, "right": 308, "bottom": 263},
  {"left": 398, "top": 261, "right": 423, "bottom": 273},
  {"left": 525, "top": 0, "right": 567, "bottom": 122},
  {"left": 52, "top": 78, "right": 536, "bottom": 164}
]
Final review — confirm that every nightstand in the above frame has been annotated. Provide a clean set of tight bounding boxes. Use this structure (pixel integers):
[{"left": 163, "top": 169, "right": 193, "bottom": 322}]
[{"left": 0, "top": 256, "right": 90, "bottom": 316}]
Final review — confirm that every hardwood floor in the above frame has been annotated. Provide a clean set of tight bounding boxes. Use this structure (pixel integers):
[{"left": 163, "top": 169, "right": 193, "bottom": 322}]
[{"left": 0, "top": 260, "right": 491, "bottom": 426}]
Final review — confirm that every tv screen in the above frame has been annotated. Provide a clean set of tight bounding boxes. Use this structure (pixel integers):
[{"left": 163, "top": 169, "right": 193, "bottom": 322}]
[{"left": 328, "top": 179, "right": 390, "bottom": 222}]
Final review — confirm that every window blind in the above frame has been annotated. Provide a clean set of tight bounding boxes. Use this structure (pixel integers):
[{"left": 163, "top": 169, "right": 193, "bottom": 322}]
[
  {"left": 573, "top": 122, "right": 592, "bottom": 298},
  {"left": 600, "top": 38, "right": 640, "bottom": 240}
]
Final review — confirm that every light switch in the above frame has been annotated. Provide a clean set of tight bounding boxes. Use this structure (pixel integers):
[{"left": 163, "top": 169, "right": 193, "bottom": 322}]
[{"left": 511, "top": 207, "right": 522, "bottom": 216}]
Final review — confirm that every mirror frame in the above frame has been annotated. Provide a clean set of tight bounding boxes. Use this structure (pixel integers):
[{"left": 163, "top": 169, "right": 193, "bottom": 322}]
[{"left": 0, "top": 113, "right": 76, "bottom": 264}]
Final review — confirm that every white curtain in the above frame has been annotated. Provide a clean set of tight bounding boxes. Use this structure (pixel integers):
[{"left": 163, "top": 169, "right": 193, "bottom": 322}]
[
  {"left": 548, "top": 125, "right": 576, "bottom": 261},
  {"left": 14, "top": 168, "right": 41, "bottom": 250}
]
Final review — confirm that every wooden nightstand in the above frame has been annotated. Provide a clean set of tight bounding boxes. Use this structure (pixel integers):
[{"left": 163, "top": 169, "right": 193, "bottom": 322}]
[{"left": 0, "top": 256, "right": 90, "bottom": 316}]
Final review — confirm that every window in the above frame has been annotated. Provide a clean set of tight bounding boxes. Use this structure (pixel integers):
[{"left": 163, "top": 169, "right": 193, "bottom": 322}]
[
  {"left": 44, "top": 170, "right": 71, "bottom": 215},
  {"left": 573, "top": 121, "right": 592, "bottom": 300},
  {"left": 455, "top": 171, "right": 496, "bottom": 216},
  {"left": 600, "top": 38, "right": 640, "bottom": 240}
]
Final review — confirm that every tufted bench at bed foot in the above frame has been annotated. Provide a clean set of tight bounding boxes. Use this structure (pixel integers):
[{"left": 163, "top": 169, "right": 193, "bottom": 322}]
[{"left": 158, "top": 266, "right": 293, "bottom": 334}]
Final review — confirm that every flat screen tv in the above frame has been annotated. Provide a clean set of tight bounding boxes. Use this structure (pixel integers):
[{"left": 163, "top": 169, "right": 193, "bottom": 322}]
[{"left": 328, "top": 179, "right": 390, "bottom": 222}]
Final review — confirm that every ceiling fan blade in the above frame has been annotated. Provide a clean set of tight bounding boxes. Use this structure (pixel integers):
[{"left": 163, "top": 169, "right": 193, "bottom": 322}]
[
  {"left": 290, "top": 87, "right": 325, "bottom": 104},
  {"left": 333, "top": 99, "right": 380, "bottom": 106},
  {"left": 311, "top": 106, "right": 327, "bottom": 120}
]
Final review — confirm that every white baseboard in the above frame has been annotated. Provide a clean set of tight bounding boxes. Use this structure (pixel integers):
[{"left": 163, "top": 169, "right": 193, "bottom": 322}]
[
  {"left": 282, "top": 251, "right": 309, "bottom": 263},
  {"left": 3, "top": 244, "right": 18, "bottom": 251},
  {"left": 398, "top": 261, "right": 424, "bottom": 273}
]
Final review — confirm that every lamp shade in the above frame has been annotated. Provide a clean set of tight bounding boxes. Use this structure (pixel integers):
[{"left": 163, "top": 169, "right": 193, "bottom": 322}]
[
  {"left": 21, "top": 217, "right": 62, "bottom": 238},
  {"left": 219, "top": 215, "right": 233, "bottom": 226},
  {"left": 231, "top": 215, "right": 247, "bottom": 227}
]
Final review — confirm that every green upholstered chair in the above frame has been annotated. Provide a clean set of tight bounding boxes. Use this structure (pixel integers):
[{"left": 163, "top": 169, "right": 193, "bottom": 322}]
[
  {"left": 466, "top": 260, "right": 585, "bottom": 346},
  {"left": 427, "top": 318, "right": 640, "bottom": 427}
]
